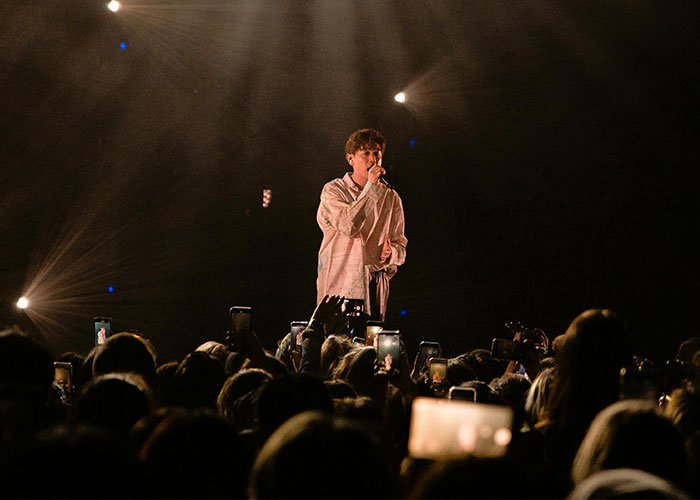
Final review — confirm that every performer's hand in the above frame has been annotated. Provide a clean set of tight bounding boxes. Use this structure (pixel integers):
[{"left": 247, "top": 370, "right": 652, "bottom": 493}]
[
  {"left": 368, "top": 165, "right": 386, "bottom": 185},
  {"left": 380, "top": 235, "right": 392, "bottom": 263}
]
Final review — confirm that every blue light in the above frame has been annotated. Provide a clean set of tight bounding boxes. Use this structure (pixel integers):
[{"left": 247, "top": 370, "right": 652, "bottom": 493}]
[
  {"left": 120, "top": 42, "right": 127, "bottom": 50},
  {"left": 409, "top": 140, "right": 416, "bottom": 147},
  {"left": 400, "top": 309, "right": 407, "bottom": 316},
  {"left": 108, "top": 286, "right": 115, "bottom": 293}
]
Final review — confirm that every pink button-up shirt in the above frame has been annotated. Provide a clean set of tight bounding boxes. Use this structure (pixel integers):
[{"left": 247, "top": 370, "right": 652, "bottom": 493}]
[{"left": 316, "top": 172, "right": 407, "bottom": 316}]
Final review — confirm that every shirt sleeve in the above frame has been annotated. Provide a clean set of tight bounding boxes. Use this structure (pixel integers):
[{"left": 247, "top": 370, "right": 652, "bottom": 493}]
[
  {"left": 318, "top": 180, "right": 384, "bottom": 238},
  {"left": 387, "top": 191, "right": 407, "bottom": 268},
  {"left": 298, "top": 322, "right": 325, "bottom": 376}
]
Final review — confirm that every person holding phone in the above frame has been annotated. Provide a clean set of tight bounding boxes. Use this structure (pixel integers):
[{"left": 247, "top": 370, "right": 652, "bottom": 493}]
[{"left": 316, "top": 128, "right": 407, "bottom": 321}]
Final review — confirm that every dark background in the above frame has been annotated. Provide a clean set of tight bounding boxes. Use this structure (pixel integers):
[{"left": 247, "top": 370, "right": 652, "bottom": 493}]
[{"left": 1, "top": 0, "right": 698, "bottom": 364}]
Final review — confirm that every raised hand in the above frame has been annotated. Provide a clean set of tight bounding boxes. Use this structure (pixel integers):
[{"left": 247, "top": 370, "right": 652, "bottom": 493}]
[{"left": 310, "top": 294, "right": 344, "bottom": 326}]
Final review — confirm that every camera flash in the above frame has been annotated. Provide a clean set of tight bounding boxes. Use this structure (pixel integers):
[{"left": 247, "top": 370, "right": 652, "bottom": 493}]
[{"left": 17, "top": 297, "right": 29, "bottom": 309}]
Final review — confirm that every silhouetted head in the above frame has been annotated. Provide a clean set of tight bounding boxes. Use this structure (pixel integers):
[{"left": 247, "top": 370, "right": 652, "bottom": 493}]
[
  {"left": 490, "top": 372, "right": 531, "bottom": 410},
  {"left": 446, "top": 357, "right": 477, "bottom": 386},
  {"left": 194, "top": 340, "right": 231, "bottom": 366},
  {"left": 567, "top": 469, "right": 689, "bottom": 500},
  {"left": 170, "top": 351, "right": 227, "bottom": 410},
  {"left": 217, "top": 368, "right": 273, "bottom": 432},
  {"left": 73, "top": 372, "right": 154, "bottom": 436},
  {"left": 251, "top": 411, "right": 394, "bottom": 499},
  {"left": 410, "top": 456, "right": 532, "bottom": 499},
  {"left": 256, "top": 373, "right": 333, "bottom": 442},
  {"left": 140, "top": 409, "right": 251, "bottom": 499},
  {"left": 0, "top": 329, "right": 54, "bottom": 445},
  {"left": 3, "top": 424, "right": 141, "bottom": 499},
  {"left": 546, "top": 308, "right": 632, "bottom": 433},
  {"left": 524, "top": 366, "right": 555, "bottom": 427},
  {"left": 321, "top": 335, "right": 355, "bottom": 379},
  {"left": 665, "top": 380, "right": 700, "bottom": 441},
  {"left": 324, "top": 379, "right": 358, "bottom": 400},
  {"left": 332, "top": 346, "right": 376, "bottom": 397},
  {"left": 92, "top": 332, "right": 158, "bottom": 387},
  {"left": 572, "top": 399, "right": 688, "bottom": 487}
]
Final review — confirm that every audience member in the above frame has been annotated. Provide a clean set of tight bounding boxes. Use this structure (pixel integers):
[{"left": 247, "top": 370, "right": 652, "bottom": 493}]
[
  {"left": 250, "top": 411, "right": 396, "bottom": 499},
  {"left": 2, "top": 300, "right": 697, "bottom": 500},
  {"left": 169, "top": 350, "right": 226, "bottom": 409},
  {"left": 140, "top": 408, "right": 251, "bottom": 499},
  {"left": 73, "top": 372, "right": 155, "bottom": 437},
  {"left": 572, "top": 399, "right": 688, "bottom": 489},
  {"left": 567, "top": 469, "right": 689, "bottom": 500},
  {"left": 92, "top": 332, "right": 158, "bottom": 388},
  {"left": 217, "top": 367, "right": 273, "bottom": 433}
]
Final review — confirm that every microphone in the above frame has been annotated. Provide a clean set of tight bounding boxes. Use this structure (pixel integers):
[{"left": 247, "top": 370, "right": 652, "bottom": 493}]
[
  {"left": 379, "top": 177, "right": 393, "bottom": 190},
  {"left": 370, "top": 164, "right": 393, "bottom": 190}
]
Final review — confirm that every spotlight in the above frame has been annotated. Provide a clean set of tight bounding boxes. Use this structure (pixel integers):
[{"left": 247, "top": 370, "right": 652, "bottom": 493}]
[
  {"left": 16, "top": 297, "right": 29, "bottom": 309},
  {"left": 107, "top": 1, "right": 121, "bottom": 12},
  {"left": 394, "top": 92, "right": 407, "bottom": 103},
  {"left": 262, "top": 188, "right": 272, "bottom": 208}
]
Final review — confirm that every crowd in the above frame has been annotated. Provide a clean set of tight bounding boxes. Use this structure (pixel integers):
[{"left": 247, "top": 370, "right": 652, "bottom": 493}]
[{"left": 1, "top": 297, "right": 699, "bottom": 499}]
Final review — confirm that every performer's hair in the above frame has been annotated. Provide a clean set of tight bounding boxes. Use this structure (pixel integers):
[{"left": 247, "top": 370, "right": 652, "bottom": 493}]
[{"left": 345, "top": 128, "right": 386, "bottom": 155}]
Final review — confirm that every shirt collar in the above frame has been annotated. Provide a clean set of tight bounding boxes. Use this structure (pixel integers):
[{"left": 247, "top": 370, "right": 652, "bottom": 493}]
[{"left": 343, "top": 172, "right": 362, "bottom": 192}]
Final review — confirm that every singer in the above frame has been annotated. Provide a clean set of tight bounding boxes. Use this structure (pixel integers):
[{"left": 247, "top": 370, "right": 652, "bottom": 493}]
[{"left": 316, "top": 128, "right": 407, "bottom": 321}]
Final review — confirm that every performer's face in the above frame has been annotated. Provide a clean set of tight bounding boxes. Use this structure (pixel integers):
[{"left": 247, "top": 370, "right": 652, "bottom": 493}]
[{"left": 347, "top": 145, "right": 383, "bottom": 178}]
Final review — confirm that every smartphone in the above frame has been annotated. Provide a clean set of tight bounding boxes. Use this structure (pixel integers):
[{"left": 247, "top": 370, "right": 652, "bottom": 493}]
[
  {"left": 448, "top": 386, "right": 477, "bottom": 402},
  {"left": 365, "top": 320, "right": 383, "bottom": 347},
  {"left": 54, "top": 361, "right": 72, "bottom": 391},
  {"left": 376, "top": 330, "right": 400, "bottom": 370},
  {"left": 428, "top": 357, "right": 448, "bottom": 384},
  {"left": 290, "top": 321, "right": 308, "bottom": 351},
  {"left": 408, "top": 397, "right": 513, "bottom": 459},
  {"left": 229, "top": 306, "right": 252, "bottom": 349},
  {"left": 94, "top": 317, "right": 112, "bottom": 346},
  {"left": 417, "top": 341, "right": 442, "bottom": 372},
  {"left": 490, "top": 338, "right": 537, "bottom": 361},
  {"left": 341, "top": 298, "right": 364, "bottom": 317}
]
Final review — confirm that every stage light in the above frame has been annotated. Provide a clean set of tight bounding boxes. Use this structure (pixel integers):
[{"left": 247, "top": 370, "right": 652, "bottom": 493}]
[
  {"left": 409, "top": 140, "right": 416, "bottom": 147},
  {"left": 120, "top": 42, "right": 127, "bottom": 50},
  {"left": 400, "top": 309, "right": 407, "bottom": 316},
  {"left": 394, "top": 92, "right": 407, "bottom": 103},
  {"left": 262, "top": 188, "right": 272, "bottom": 208},
  {"left": 17, "top": 297, "right": 29, "bottom": 309},
  {"left": 108, "top": 286, "right": 115, "bottom": 293},
  {"left": 107, "top": 1, "right": 121, "bottom": 12}
]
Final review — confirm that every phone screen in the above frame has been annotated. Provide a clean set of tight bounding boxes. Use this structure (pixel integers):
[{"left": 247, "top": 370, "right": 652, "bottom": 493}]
[
  {"left": 377, "top": 331, "right": 400, "bottom": 370},
  {"left": 365, "top": 321, "right": 383, "bottom": 347},
  {"left": 230, "top": 307, "right": 252, "bottom": 333},
  {"left": 408, "top": 397, "right": 513, "bottom": 459},
  {"left": 54, "top": 362, "right": 72, "bottom": 388},
  {"left": 229, "top": 306, "right": 252, "bottom": 349},
  {"left": 94, "top": 317, "right": 112, "bottom": 346},
  {"left": 290, "top": 321, "right": 308, "bottom": 350},
  {"left": 429, "top": 358, "right": 448, "bottom": 384},
  {"left": 341, "top": 299, "right": 364, "bottom": 317},
  {"left": 418, "top": 342, "right": 441, "bottom": 371}
]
